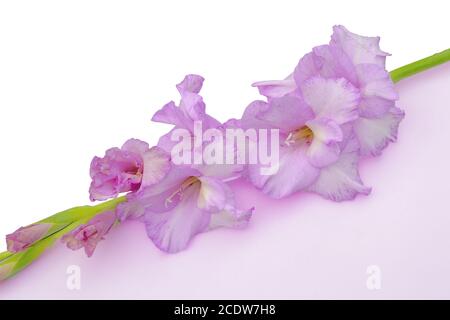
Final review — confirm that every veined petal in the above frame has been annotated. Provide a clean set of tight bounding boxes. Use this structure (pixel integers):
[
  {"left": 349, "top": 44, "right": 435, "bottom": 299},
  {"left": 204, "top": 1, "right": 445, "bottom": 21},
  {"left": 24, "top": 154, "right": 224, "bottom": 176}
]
[
  {"left": 248, "top": 144, "right": 320, "bottom": 199},
  {"left": 144, "top": 184, "right": 210, "bottom": 253},
  {"left": 151, "top": 101, "right": 192, "bottom": 128},
  {"left": 179, "top": 91, "right": 206, "bottom": 121},
  {"left": 359, "top": 96, "right": 395, "bottom": 118},
  {"left": 354, "top": 107, "right": 405, "bottom": 156},
  {"left": 121, "top": 139, "right": 150, "bottom": 155},
  {"left": 252, "top": 74, "right": 297, "bottom": 98},
  {"left": 307, "top": 152, "right": 371, "bottom": 201},
  {"left": 306, "top": 118, "right": 343, "bottom": 168},
  {"left": 256, "top": 95, "right": 314, "bottom": 133},
  {"left": 140, "top": 147, "right": 171, "bottom": 189},
  {"left": 197, "top": 176, "right": 232, "bottom": 212},
  {"left": 356, "top": 64, "right": 398, "bottom": 100},
  {"left": 176, "top": 74, "right": 204, "bottom": 95},
  {"left": 209, "top": 206, "right": 254, "bottom": 230},
  {"left": 330, "top": 25, "right": 390, "bottom": 68},
  {"left": 294, "top": 45, "right": 359, "bottom": 86},
  {"left": 301, "top": 77, "right": 360, "bottom": 124}
]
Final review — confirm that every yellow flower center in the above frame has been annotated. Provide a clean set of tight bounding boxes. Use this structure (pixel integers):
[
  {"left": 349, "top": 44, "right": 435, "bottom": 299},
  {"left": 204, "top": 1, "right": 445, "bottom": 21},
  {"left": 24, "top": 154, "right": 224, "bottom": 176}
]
[
  {"left": 165, "top": 176, "right": 200, "bottom": 207},
  {"left": 285, "top": 125, "right": 314, "bottom": 146}
]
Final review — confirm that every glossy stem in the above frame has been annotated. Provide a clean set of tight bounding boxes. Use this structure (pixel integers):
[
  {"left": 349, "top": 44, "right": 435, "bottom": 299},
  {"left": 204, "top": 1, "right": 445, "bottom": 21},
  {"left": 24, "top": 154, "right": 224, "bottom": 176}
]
[{"left": 390, "top": 48, "right": 450, "bottom": 83}]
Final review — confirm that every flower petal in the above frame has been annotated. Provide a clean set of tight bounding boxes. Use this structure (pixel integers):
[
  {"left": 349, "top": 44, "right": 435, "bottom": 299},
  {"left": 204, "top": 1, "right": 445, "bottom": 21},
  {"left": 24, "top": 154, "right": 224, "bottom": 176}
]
[
  {"left": 301, "top": 77, "right": 360, "bottom": 124},
  {"left": 356, "top": 64, "right": 398, "bottom": 101},
  {"left": 294, "top": 45, "right": 359, "bottom": 86},
  {"left": 330, "top": 25, "right": 390, "bottom": 68},
  {"left": 256, "top": 96, "right": 315, "bottom": 133},
  {"left": 306, "top": 118, "right": 343, "bottom": 168},
  {"left": 209, "top": 206, "right": 254, "bottom": 230},
  {"left": 354, "top": 107, "right": 405, "bottom": 156},
  {"left": 248, "top": 144, "right": 320, "bottom": 199},
  {"left": 176, "top": 74, "right": 204, "bottom": 95},
  {"left": 144, "top": 183, "right": 210, "bottom": 253},
  {"left": 197, "top": 176, "right": 232, "bottom": 212},
  {"left": 121, "top": 139, "right": 150, "bottom": 155},
  {"left": 140, "top": 146, "right": 171, "bottom": 189},
  {"left": 151, "top": 101, "right": 192, "bottom": 128},
  {"left": 252, "top": 74, "right": 297, "bottom": 98},
  {"left": 307, "top": 151, "right": 371, "bottom": 201}
]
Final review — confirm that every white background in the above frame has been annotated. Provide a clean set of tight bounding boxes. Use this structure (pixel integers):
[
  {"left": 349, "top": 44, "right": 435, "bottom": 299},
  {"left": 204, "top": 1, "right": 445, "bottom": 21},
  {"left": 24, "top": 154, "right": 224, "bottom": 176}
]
[{"left": 0, "top": 0, "right": 448, "bottom": 251}]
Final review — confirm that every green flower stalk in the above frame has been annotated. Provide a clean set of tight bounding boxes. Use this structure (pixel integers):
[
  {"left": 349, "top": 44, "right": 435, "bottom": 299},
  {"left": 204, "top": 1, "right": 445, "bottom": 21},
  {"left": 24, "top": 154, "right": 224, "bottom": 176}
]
[
  {"left": 0, "top": 197, "right": 124, "bottom": 281},
  {"left": 0, "top": 46, "right": 449, "bottom": 283}
]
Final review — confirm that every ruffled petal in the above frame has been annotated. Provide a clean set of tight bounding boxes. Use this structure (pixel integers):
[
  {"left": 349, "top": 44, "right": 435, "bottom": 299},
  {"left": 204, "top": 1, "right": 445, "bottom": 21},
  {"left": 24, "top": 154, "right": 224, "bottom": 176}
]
[
  {"left": 330, "top": 25, "right": 390, "bottom": 68},
  {"left": 356, "top": 64, "right": 398, "bottom": 101},
  {"left": 140, "top": 146, "right": 171, "bottom": 189},
  {"left": 354, "top": 107, "right": 405, "bottom": 156},
  {"left": 307, "top": 152, "right": 371, "bottom": 201},
  {"left": 121, "top": 139, "right": 150, "bottom": 155},
  {"left": 252, "top": 74, "right": 297, "bottom": 98},
  {"left": 179, "top": 91, "right": 206, "bottom": 121},
  {"left": 248, "top": 144, "right": 320, "bottom": 199},
  {"left": 144, "top": 184, "right": 210, "bottom": 253},
  {"left": 176, "top": 74, "right": 204, "bottom": 95},
  {"left": 301, "top": 77, "right": 360, "bottom": 124},
  {"left": 306, "top": 118, "right": 343, "bottom": 167},
  {"left": 294, "top": 45, "right": 359, "bottom": 85},
  {"left": 151, "top": 101, "right": 192, "bottom": 128}
]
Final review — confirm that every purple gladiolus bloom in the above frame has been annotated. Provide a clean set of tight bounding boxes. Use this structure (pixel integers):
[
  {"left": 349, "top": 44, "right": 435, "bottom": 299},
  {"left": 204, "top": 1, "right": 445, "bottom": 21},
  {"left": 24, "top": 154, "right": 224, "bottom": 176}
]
[
  {"left": 117, "top": 161, "right": 253, "bottom": 253},
  {"left": 253, "top": 25, "right": 404, "bottom": 157},
  {"left": 6, "top": 223, "right": 52, "bottom": 253},
  {"left": 89, "top": 139, "right": 170, "bottom": 201},
  {"left": 241, "top": 78, "right": 371, "bottom": 201},
  {"left": 61, "top": 210, "right": 117, "bottom": 257}
]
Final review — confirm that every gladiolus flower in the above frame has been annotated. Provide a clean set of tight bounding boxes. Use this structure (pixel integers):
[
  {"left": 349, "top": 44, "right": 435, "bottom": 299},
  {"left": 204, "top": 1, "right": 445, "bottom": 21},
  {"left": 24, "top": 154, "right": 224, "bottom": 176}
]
[
  {"left": 61, "top": 211, "right": 117, "bottom": 257},
  {"left": 89, "top": 139, "right": 170, "bottom": 201}
]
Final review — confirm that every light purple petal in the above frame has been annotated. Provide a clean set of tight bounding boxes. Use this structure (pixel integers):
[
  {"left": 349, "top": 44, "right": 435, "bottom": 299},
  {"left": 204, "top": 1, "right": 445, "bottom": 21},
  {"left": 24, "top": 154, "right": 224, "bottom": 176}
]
[
  {"left": 354, "top": 107, "right": 405, "bottom": 156},
  {"left": 179, "top": 91, "right": 206, "bottom": 121},
  {"left": 176, "top": 74, "right": 204, "bottom": 95},
  {"left": 140, "top": 146, "right": 171, "bottom": 189},
  {"left": 209, "top": 206, "right": 254, "bottom": 230},
  {"left": 294, "top": 45, "right": 359, "bottom": 86},
  {"left": 248, "top": 144, "right": 320, "bottom": 199},
  {"left": 301, "top": 77, "right": 360, "bottom": 124},
  {"left": 307, "top": 152, "right": 371, "bottom": 201},
  {"left": 306, "top": 118, "right": 343, "bottom": 168},
  {"left": 256, "top": 96, "right": 314, "bottom": 133},
  {"left": 145, "top": 183, "right": 210, "bottom": 253},
  {"left": 197, "top": 176, "right": 232, "bottom": 212},
  {"left": 121, "top": 138, "right": 150, "bottom": 155},
  {"left": 240, "top": 100, "right": 273, "bottom": 130},
  {"left": 151, "top": 101, "right": 192, "bottom": 129},
  {"left": 330, "top": 25, "right": 389, "bottom": 68},
  {"left": 252, "top": 74, "right": 297, "bottom": 98},
  {"left": 61, "top": 210, "right": 116, "bottom": 257},
  {"left": 356, "top": 64, "right": 398, "bottom": 100}
]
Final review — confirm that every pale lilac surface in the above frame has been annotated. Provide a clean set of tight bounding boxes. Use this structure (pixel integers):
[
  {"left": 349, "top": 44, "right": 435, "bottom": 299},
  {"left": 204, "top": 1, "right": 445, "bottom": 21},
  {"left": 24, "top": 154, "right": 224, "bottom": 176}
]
[{"left": 0, "top": 64, "right": 449, "bottom": 299}]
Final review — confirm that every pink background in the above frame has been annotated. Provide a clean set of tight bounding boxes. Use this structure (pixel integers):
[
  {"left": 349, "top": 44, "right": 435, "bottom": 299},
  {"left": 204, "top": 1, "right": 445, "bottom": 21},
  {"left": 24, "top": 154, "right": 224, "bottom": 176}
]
[{"left": 1, "top": 64, "right": 450, "bottom": 299}]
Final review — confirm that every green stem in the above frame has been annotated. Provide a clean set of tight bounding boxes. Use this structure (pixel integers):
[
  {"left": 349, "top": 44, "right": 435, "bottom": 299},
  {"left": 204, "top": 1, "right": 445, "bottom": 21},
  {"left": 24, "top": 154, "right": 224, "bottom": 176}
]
[
  {"left": 0, "top": 196, "right": 125, "bottom": 281},
  {"left": 1, "top": 48, "right": 450, "bottom": 283},
  {"left": 390, "top": 48, "right": 450, "bottom": 83}
]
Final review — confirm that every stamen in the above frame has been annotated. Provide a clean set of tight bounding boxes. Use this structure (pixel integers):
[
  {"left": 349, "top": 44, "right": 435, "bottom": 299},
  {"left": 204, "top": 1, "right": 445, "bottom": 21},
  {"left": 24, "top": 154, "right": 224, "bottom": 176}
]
[
  {"left": 165, "top": 176, "right": 200, "bottom": 207},
  {"left": 285, "top": 125, "right": 314, "bottom": 146}
]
